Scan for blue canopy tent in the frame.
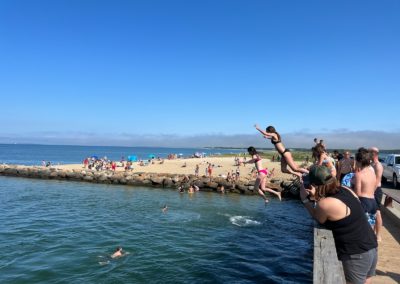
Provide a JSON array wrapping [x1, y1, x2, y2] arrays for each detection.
[[127, 155, 137, 162]]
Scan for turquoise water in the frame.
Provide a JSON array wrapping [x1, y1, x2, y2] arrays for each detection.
[[0, 176, 313, 283]]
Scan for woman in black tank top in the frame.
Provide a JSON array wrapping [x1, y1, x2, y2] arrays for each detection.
[[300, 165, 377, 284]]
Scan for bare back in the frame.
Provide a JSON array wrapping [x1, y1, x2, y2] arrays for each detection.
[[354, 166, 376, 198]]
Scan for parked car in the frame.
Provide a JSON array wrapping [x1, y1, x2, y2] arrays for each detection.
[[382, 154, 400, 189]]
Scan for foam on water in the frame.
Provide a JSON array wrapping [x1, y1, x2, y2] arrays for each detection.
[[229, 216, 261, 227]]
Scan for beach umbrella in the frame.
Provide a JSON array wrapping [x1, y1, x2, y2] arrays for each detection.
[[127, 155, 137, 162], [91, 155, 98, 160], [148, 154, 155, 159]]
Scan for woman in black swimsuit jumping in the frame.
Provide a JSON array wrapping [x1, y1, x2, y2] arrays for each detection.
[[255, 124, 309, 179]]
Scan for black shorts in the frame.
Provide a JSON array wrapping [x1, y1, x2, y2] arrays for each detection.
[[374, 187, 383, 209]]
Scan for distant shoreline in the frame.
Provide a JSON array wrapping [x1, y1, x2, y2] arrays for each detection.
[[1, 143, 400, 152]]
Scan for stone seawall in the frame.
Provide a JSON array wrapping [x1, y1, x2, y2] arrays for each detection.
[[0, 165, 300, 197]]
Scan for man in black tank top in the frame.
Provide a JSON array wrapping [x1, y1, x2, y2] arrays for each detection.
[[300, 165, 377, 284]]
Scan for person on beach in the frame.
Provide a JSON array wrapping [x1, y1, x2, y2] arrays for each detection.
[[254, 124, 309, 179], [235, 166, 240, 181], [111, 247, 124, 259], [242, 146, 281, 203], [369, 147, 383, 242], [312, 143, 337, 177], [300, 165, 377, 284], [207, 164, 213, 181], [354, 148, 378, 228]]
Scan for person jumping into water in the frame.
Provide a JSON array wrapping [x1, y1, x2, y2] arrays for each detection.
[[254, 124, 309, 180], [243, 146, 281, 203]]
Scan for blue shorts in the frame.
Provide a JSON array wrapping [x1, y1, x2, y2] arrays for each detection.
[[366, 212, 377, 226], [341, 173, 354, 188]]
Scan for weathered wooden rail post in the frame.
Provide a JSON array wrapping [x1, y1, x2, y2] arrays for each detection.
[[314, 227, 345, 284]]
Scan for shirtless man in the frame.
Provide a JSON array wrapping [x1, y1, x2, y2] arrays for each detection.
[[354, 148, 377, 227], [370, 147, 383, 241]]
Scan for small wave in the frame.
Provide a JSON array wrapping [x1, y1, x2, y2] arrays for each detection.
[[98, 260, 110, 266], [229, 216, 261, 227], [165, 212, 201, 223]]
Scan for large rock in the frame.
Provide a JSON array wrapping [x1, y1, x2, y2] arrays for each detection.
[[4, 168, 18, 175], [49, 171, 59, 178], [151, 177, 164, 185], [83, 176, 94, 182], [119, 178, 127, 184], [162, 178, 173, 187], [205, 181, 219, 190]]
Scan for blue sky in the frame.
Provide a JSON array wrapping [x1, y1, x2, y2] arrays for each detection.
[[0, 0, 399, 148]]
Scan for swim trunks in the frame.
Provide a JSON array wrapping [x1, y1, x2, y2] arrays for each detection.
[[359, 197, 377, 226], [341, 173, 355, 188], [374, 187, 383, 209]]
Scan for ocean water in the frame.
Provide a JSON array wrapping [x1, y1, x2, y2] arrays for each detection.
[[0, 176, 313, 283], [0, 144, 244, 166]]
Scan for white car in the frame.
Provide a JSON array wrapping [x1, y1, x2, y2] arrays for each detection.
[[382, 154, 400, 189]]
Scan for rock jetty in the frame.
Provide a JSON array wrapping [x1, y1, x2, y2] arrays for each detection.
[[0, 164, 300, 198]]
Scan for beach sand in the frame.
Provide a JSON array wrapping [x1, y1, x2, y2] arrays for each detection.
[[55, 157, 298, 181]]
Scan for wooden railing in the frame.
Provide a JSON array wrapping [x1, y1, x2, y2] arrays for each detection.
[[314, 227, 345, 284]]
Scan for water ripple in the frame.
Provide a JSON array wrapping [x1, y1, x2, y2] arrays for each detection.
[[0, 176, 312, 283]]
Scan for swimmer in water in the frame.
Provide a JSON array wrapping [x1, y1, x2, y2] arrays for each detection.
[[162, 204, 168, 213], [111, 247, 123, 259]]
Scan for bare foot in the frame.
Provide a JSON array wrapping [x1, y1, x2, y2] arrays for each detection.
[[276, 191, 282, 201], [377, 235, 382, 242]]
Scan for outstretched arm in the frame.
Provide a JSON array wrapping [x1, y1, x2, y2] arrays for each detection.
[[254, 124, 273, 138]]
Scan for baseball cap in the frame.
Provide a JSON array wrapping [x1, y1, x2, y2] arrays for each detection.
[[309, 165, 332, 186]]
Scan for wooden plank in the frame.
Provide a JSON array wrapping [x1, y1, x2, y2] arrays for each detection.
[[382, 188, 400, 204], [314, 227, 346, 284]]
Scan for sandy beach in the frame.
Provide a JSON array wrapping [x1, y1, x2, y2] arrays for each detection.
[[55, 156, 297, 181]]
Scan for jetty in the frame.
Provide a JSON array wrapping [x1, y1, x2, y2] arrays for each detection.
[[0, 164, 294, 196]]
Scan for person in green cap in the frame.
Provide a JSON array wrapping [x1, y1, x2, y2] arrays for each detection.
[[300, 165, 377, 284]]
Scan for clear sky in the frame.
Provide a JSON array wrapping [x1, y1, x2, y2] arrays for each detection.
[[0, 0, 399, 148]]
